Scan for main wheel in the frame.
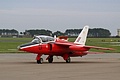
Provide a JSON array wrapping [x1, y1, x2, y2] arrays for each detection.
[[37, 58, 43, 64], [48, 56, 53, 63], [66, 57, 71, 63]]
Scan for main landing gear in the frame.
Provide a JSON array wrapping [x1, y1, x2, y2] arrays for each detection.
[[48, 57, 53, 63], [66, 57, 71, 63], [46, 55, 53, 63], [63, 54, 71, 63]]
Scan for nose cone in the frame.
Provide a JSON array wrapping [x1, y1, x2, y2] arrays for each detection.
[[17, 46, 20, 50], [17, 43, 29, 51], [17, 45, 24, 51], [17, 42, 38, 52]]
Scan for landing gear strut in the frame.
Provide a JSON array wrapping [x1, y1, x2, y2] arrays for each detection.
[[66, 57, 71, 63], [48, 56, 53, 63], [46, 55, 53, 63], [36, 54, 43, 64], [63, 54, 71, 63]]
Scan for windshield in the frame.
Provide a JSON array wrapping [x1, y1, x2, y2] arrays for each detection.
[[32, 38, 40, 43]]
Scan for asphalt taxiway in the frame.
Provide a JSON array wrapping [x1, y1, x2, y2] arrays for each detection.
[[0, 53, 120, 80]]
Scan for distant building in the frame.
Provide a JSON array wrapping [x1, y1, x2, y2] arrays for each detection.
[[0, 29, 18, 37], [117, 29, 120, 36]]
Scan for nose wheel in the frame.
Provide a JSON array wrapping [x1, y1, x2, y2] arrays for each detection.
[[36, 54, 43, 64], [37, 58, 43, 64]]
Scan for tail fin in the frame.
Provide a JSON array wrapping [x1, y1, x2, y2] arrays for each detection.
[[74, 25, 89, 45]]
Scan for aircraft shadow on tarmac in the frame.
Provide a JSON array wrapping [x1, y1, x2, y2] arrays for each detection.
[[0, 60, 119, 65], [15, 61, 118, 65]]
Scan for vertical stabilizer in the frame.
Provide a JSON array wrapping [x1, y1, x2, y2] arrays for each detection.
[[74, 26, 89, 45]]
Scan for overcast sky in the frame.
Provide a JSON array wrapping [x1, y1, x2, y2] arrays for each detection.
[[0, 0, 120, 35]]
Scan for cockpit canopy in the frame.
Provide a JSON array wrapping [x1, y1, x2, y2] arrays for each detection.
[[32, 35, 54, 43]]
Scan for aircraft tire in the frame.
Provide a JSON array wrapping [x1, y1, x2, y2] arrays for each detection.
[[66, 57, 71, 63], [48, 57, 53, 63], [37, 58, 43, 64]]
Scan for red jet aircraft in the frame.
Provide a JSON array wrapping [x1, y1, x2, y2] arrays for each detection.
[[18, 26, 113, 64]]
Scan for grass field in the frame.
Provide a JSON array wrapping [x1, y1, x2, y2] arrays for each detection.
[[0, 37, 120, 53], [0, 38, 32, 53]]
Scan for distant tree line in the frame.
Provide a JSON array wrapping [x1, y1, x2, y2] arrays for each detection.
[[23, 28, 111, 37], [64, 28, 111, 37], [0, 28, 111, 38], [88, 28, 111, 37], [24, 29, 52, 37]]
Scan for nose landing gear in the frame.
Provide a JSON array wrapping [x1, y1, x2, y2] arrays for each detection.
[[37, 58, 43, 64], [36, 54, 43, 64]]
